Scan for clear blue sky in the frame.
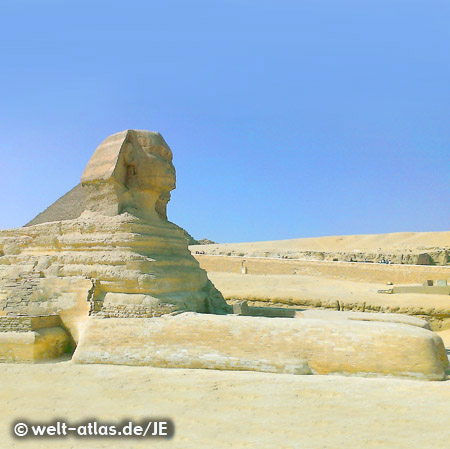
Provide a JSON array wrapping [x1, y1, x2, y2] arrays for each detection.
[[1, 0, 449, 242]]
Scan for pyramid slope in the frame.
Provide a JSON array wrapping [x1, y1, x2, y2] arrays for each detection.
[[24, 183, 86, 227]]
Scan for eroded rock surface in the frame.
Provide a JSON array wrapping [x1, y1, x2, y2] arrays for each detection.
[[73, 314, 449, 380], [0, 130, 228, 345]]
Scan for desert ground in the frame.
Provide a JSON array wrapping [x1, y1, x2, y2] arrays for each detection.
[[2, 231, 450, 448], [193, 231, 450, 256], [2, 281, 450, 449], [1, 358, 450, 449], [207, 271, 449, 309], [191, 232, 450, 330]]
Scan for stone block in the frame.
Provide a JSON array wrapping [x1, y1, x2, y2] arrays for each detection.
[[0, 327, 71, 363], [233, 301, 249, 315], [73, 314, 449, 380]]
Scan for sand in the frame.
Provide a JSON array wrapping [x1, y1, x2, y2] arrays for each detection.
[[1, 361, 450, 449], [194, 231, 450, 253], [208, 272, 450, 312], [439, 329, 450, 347]]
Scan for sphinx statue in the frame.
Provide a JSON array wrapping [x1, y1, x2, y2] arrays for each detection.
[[0, 130, 447, 382], [0, 130, 228, 349], [77, 130, 229, 318]]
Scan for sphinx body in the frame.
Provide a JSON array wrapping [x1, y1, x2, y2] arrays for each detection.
[[0, 130, 228, 345]]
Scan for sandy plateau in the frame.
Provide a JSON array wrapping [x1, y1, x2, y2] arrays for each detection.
[[1, 132, 449, 448], [192, 231, 450, 265], [191, 232, 450, 331], [1, 360, 450, 449]]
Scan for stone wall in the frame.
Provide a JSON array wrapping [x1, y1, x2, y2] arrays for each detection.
[[0, 315, 62, 333], [0, 326, 71, 363], [194, 255, 450, 284], [0, 316, 32, 332], [100, 303, 179, 318], [392, 285, 450, 295]]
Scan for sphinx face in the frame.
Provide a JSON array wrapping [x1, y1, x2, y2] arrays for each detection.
[[124, 131, 176, 193], [138, 147, 176, 193]]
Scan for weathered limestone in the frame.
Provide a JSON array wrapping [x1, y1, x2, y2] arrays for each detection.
[[193, 254, 450, 284], [0, 314, 72, 362], [195, 256, 450, 329], [73, 314, 449, 380], [0, 130, 228, 350], [0, 328, 71, 363], [81, 130, 176, 221], [299, 309, 433, 329], [392, 284, 450, 295], [232, 300, 249, 316]]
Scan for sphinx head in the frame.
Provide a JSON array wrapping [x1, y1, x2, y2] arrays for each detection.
[[122, 131, 176, 193], [81, 130, 176, 220]]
